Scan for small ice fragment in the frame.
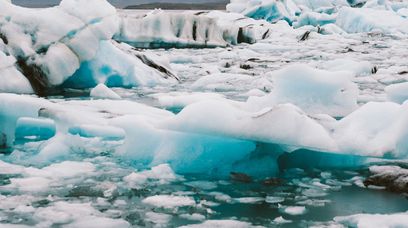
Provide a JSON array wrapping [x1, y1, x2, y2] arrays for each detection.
[[266, 196, 285, 204], [208, 192, 232, 203], [142, 195, 195, 209], [234, 197, 265, 204], [302, 188, 328, 198], [145, 212, 172, 225], [179, 213, 206, 221], [273, 216, 292, 224], [90, 84, 121, 100], [281, 206, 307, 216]]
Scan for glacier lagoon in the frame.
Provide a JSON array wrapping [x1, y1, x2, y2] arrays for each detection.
[[1, 0, 408, 227]]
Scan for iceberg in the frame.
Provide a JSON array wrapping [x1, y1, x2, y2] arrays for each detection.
[[385, 82, 408, 104], [0, 0, 118, 94], [293, 12, 337, 28], [161, 100, 337, 151], [226, 0, 347, 25], [1, 90, 407, 177], [63, 40, 178, 89], [247, 64, 359, 117], [227, 0, 300, 24], [180, 220, 259, 228], [115, 10, 272, 48], [0, 0, 179, 95], [336, 7, 408, 34], [333, 102, 408, 158]]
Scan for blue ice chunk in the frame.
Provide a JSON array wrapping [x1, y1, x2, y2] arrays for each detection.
[[68, 125, 126, 140], [62, 62, 98, 89], [15, 117, 56, 140], [245, 3, 294, 24], [294, 12, 337, 28], [278, 149, 370, 171]]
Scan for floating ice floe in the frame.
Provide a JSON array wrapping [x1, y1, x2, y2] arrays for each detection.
[[273, 216, 292, 224], [247, 64, 359, 117], [0, 93, 172, 149], [333, 101, 408, 157], [151, 92, 226, 110], [33, 201, 131, 228], [145, 212, 172, 226], [90, 84, 122, 100], [322, 58, 376, 77], [280, 205, 307, 215], [179, 213, 206, 222], [123, 164, 178, 189], [142, 195, 196, 209], [180, 219, 261, 228], [334, 211, 408, 228], [385, 82, 408, 104], [0, 160, 96, 193], [192, 73, 273, 92]]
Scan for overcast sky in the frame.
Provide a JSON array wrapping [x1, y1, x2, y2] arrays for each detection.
[[12, 0, 225, 8]]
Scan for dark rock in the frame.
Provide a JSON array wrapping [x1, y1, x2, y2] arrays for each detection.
[[230, 172, 253, 183], [240, 63, 252, 70], [16, 58, 51, 97], [0, 32, 8, 45], [262, 177, 283, 186], [299, 31, 311, 41], [364, 166, 408, 193], [371, 66, 378, 74]]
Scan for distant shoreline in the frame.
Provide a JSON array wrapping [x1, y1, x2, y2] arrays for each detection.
[[125, 1, 228, 10], [11, 1, 228, 10]]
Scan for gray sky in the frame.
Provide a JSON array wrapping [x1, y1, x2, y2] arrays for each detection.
[[12, 0, 225, 8]]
